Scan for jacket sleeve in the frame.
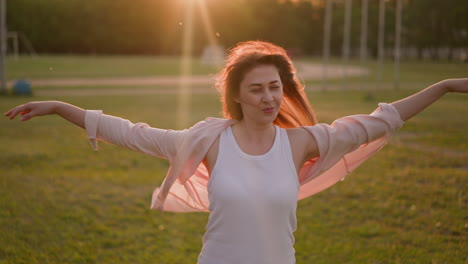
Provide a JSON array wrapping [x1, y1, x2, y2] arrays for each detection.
[[84, 110, 186, 162], [298, 103, 404, 198]]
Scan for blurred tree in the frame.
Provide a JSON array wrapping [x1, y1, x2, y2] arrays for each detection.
[[404, 0, 468, 60], [6, 0, 468, 59]]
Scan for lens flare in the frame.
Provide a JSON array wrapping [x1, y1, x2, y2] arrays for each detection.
[[177, 0, 220, 129], [177, 0, 195, 129]]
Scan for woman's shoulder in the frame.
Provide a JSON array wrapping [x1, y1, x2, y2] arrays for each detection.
[[285, 127, 316, 144], [285, 127, 319, 160], [285, 126, 313, 136], [186, 117, 235, 136], [193, 117, 235, 128]]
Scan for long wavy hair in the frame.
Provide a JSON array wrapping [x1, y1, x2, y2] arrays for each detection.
[[215, 40, 317, 128]]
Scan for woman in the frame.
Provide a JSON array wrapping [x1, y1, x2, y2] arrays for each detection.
[[5, 41, 467, 264]]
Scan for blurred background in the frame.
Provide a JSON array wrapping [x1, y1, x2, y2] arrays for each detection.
[[4, 0, 468, 58], [1, 0, 467, 99]]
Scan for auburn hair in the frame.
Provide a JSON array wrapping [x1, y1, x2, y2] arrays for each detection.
[[215, 40, 317, 128]]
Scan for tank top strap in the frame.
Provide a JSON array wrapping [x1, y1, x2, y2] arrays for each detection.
[[279, 127, 299, 187], [213, 127, 231, 170], [278, 127, 292, 160]]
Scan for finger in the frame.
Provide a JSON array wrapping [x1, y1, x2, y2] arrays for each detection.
[[20, 114, 32, 121], [8, 105, 27, 120], [20, 109, 36, 121], [7, 107, 20, 119], [4, 106, 18, 116]]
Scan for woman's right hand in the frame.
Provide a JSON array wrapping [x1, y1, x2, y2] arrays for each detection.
[[4, 101, 60, 121]]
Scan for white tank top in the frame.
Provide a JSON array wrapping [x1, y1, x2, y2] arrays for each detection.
[[198, 125, 299, 264]]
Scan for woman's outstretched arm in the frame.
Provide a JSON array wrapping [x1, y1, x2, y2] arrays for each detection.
[[297, 78, 467, 172], [391, 78, 468, 122], [5, 100, 85, 127], [4, 100, 184, 161]]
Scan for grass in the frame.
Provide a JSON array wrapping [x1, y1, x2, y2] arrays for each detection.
[[6, 55, 468, 85], [6, 55, 220, 80], [0, 57, 467, 264], [301, 56, 468, 86]]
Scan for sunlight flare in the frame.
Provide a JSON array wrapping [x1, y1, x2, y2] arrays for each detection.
[[178, 0, 223, 128], [197, 0, 219, 47], [177, 0, 195, 129]]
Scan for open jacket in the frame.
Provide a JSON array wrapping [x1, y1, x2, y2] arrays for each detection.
[[84, 103, 404, 212]]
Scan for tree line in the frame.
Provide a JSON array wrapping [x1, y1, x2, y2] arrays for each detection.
[[7, 0, 468, 60]]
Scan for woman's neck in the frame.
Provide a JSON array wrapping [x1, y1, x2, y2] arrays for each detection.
[[232, 119, 275, 143]]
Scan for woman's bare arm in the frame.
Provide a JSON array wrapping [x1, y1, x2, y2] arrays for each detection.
[[391, 78, 468, 122], [296, 78, 467, 167], [5, 100, 185, 160], [5, 101, 85, 128]]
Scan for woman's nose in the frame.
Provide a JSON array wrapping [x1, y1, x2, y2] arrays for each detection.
[[262, 91, 273, 102]]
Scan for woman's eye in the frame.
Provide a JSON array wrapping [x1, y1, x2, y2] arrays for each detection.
[[271, 86, 280, 89]]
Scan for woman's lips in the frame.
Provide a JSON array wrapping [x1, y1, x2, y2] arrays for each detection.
[[263, 107, 275, 113]]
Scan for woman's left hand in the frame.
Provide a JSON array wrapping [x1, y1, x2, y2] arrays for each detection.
[[443, 78, 468, 93]]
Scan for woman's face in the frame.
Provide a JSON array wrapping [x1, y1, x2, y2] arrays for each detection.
[[236, 64, 283, 124]]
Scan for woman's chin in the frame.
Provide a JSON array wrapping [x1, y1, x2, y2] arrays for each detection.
[[260, 113, 278, 124]]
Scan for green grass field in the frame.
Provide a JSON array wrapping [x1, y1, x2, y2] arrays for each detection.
[[0, 56, 467, 264], [6, 56, 220, 80]]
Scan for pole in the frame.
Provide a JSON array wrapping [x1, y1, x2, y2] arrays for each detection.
[[342, 0, 352, 90], [322, 0, 332, 92], [394, 0, 402, 90], [11, 32, 18, 60], [376, 0, 385, 91], [0, 0, 6, 94]]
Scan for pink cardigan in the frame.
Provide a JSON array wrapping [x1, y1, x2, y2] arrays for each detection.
[[85, 103, 404, 212]]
